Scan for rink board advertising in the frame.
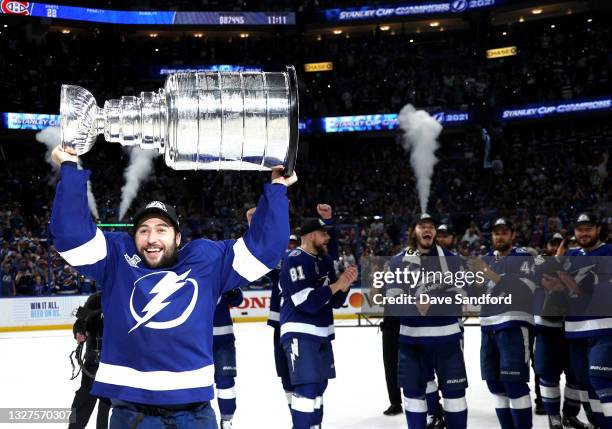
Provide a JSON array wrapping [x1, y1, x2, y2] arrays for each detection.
[[0, 1, 295, 25]]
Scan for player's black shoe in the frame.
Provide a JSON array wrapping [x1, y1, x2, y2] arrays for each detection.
[[547, 414, 563, 429], [535, 398, 546, 415], [562, 414, 596, 429], [383, 404, 403, 416], [426, 411, 446, 429]]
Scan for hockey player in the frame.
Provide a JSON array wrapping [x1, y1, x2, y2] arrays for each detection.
[[389, 214, 468, 429], [213, 287, 243, 429], [279, 206, 357, 429], [268, 234, 297, 412], [467, 218, 536, 429], [49, 146, 296, 429], [562, 213, 612, 428], [533, 233, 593, 429], [435, 224, 457, 253]]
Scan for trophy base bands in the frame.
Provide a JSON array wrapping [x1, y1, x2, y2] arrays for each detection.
[[0, 408, 75, 423]]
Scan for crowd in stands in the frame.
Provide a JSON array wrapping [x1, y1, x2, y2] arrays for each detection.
[[0, 9, 610, 296], [0, 118, 609, 296], [0, 13, 608, 118]]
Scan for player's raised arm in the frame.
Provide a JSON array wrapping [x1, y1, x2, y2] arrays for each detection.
[[49, 146, 111, 283], [218, 166, 297, 294]]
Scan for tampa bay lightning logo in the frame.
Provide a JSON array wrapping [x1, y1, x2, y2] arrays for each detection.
[[451, 0, 468, 12], [129, 269, 198, 333], [432, 112, 446, 123]]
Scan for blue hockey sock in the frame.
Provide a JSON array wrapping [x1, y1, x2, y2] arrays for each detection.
[[291, 383, 318, 429], [590, 376, 612, 428], [403, 388, 427, 429], [312, 380, 328, 425], [215, 375, 236, 421], [282, 376, 293, 409], [504, 382, 532, 429], [561, 382, 582, 417], [441, 389, 467, 429], [539, 377, 561, 416], [487, 381, 514, 429], [426, 379, 441, 416]]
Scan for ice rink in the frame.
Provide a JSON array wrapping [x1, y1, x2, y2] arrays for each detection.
[[0, 320, 569, 428]]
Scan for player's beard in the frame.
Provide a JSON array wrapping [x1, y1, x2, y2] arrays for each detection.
[[416, 236, 434, 251], [314, 243, 328, 256], [493, 241, 511, 252], [577, 235, 598, 249], [139, 243, 178, 269]]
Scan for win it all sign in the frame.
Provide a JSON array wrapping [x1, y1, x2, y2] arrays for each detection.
[[30, 301, 61, 319]]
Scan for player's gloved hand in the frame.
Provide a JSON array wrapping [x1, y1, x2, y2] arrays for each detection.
[[75, 332, 87, 344], [271, 165, 298, 187], [316, 204, 332, 220], [246, 207, 256, 226], [51, 145, 78, 166], [336, 265, 358, 292]]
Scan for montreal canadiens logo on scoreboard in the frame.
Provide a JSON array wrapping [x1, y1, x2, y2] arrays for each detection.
[[0, 0, 31, 15]]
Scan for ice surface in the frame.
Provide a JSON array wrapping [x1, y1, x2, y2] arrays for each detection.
[[0, 320, 576, 428]]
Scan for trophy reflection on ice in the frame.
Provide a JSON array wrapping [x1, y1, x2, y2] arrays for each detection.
[[60, 66, 299, 174]]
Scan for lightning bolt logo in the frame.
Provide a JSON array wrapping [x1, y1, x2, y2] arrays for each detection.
[[129, 269, 198, 333], [290, 338, 299, 372]]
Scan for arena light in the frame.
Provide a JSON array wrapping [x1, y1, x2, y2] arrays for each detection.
[[379, 25, 390, 31], [587, 18, 592, 22], [429, 21, 440, 27], [550, 24, 555, 29], [332, 29, 342, 35], [154, 48, 159, 52], [149, 33, 158, 38], [193, 33, 204, 38], [502, 31, 507, 36], [519, 16, 525, 23], [409, 39, 414, 43], [531, 8, 543, 15], [239, 33, 249, 38], [316, 35, 322, 41], [3, 24, 7, 28], [61, 29, 71, 34]]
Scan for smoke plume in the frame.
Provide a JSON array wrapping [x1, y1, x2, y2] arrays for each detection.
[[36, 126, 100, 220], [398, 104, 443, 213], [118, 147, 158, 220]]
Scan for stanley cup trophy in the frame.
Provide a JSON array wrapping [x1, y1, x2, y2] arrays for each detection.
[[60, 66, 299, 175]]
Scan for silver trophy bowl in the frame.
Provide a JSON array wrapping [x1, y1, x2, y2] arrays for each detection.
[[60, 66, 299, 174]]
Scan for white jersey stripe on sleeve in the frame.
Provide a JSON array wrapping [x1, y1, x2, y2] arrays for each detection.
[[58, 228, 107, 266], [232, 238, 270, 282]]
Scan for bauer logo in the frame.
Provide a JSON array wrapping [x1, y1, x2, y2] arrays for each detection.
[[1, 0, 31, 15], [129, 270, 198, 333]]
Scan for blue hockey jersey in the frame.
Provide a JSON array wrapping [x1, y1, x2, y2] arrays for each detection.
[[473, 247, 536, 332], [279, 244, 346, 343], [213, 288, 244, 344], [532, 254, 564, 332], [388, 245, 465, 344], [564, 242, 612, 339], [50, 163, 289, 405], [266, 266, 282, 328]]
